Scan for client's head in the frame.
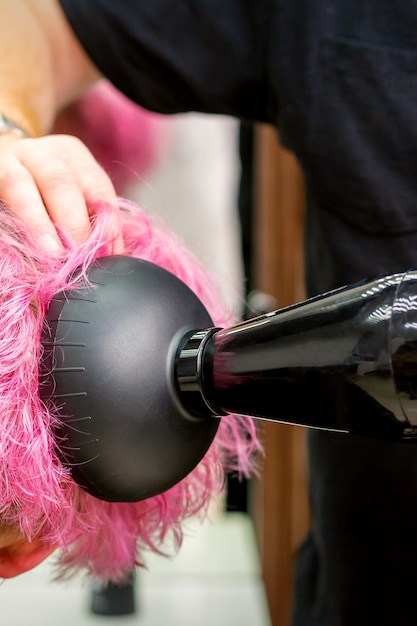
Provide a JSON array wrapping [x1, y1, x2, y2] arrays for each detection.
[[0, 200, 259, 582]]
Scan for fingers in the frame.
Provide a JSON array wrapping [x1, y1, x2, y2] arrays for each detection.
[[0, 135, 123, 253], [0, 155, 62, 252]]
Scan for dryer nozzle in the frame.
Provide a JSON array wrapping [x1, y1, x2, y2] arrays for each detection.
[[42, 257, 417, 503]]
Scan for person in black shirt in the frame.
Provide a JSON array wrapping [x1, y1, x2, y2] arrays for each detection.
[[0, 2, 417, 624]]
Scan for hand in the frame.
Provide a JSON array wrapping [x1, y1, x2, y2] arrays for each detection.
[[0, 134, 122, 253]]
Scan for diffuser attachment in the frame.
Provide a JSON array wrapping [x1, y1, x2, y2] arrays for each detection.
[[42, 258, 417, 504], [41, 256, 218, 502]]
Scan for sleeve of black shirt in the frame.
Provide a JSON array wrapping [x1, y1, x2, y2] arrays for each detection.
[[59, 0, 272, 122]]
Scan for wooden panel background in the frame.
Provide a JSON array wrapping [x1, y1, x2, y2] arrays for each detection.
[[250, 124, 310, 626]]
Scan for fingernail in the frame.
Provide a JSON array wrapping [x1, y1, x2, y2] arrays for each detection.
[[39, 233, 62, 254]]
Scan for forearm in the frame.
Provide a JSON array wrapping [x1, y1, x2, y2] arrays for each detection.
[[0, 0, 100, 139], [0, 1, 117, 254]]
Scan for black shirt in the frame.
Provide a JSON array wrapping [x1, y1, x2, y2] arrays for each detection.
[[58, 4, 417, 625], [60, 0, 417, 293]]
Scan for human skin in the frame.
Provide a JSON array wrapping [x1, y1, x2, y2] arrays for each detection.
[[0, 0, 123, 574], [0, 0, 122, 253], [0, 526, 56, 578]]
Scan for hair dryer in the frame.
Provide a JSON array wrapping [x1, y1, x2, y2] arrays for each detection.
[[41, 256, 417, 502]]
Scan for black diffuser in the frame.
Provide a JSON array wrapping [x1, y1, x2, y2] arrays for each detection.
[[41, 256, 417, 502]]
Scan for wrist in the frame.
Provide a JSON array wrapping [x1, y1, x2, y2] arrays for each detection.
[[0, 113, 31, 139], [0, 111, 41, 147], [0, 102, 44, 144]]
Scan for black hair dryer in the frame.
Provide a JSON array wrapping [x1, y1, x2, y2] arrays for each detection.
[[41, 256, 417, 503]]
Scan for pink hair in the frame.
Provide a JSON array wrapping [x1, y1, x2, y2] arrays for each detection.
[[0, 200, 260, 582], [53, 81, 168, 193]]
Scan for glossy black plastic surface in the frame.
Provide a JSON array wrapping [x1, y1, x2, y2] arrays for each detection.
[[42, 258, 417, 505], [42, 256, 217, 502], [188, 270, 417, 442]]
